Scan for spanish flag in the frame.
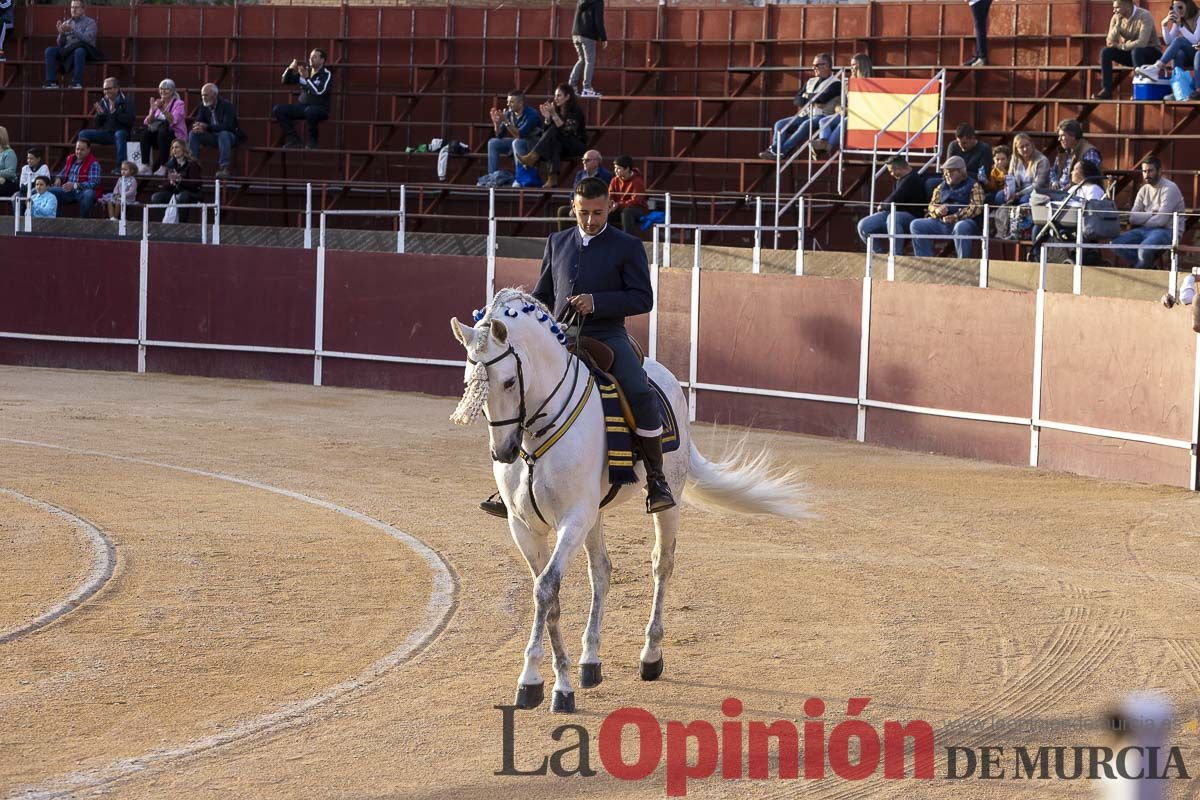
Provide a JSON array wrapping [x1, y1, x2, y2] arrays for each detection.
[[845, 77, 941, 151]]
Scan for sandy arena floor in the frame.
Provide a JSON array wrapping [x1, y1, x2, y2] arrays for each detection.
[[1, 365, 1198, 799]]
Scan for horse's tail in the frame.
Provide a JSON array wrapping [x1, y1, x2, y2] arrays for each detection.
[[684, 441, 812, 520]]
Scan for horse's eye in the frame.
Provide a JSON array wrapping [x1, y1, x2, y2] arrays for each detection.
[[503, 378, 517, 390]]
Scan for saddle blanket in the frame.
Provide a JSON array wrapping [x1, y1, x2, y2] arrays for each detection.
[[594, 369, 681, 487]]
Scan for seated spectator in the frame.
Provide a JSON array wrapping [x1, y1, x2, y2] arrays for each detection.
[[1050, 119, 1101, 193], [1095, 0, 1161, 100], [78, 77, 134, 167], [273, 49, 332, 149], [984, 144, 1010, 205], [857, 154, 929, 254], [99, 159, 137, 220], [514, 83, 587, 170], [1144, 0, 1200, 85], [1004, 132, 1050, 204], [556, 149, 611, 230], [0, 125, 15, 196], [759, 52, 840, 160], [150, 139, 201, 223], [814, 53, 872, 155], [43, 0, 99, 89], [948, 123, 994, 183], [17, 149, 50, 197], [139, 79, 187, 176], [608, 155, 649, 236], [1110, 156, 1185, 269], [0, 0, 12, 63], [48, 138, 100, 218], [30, 175, 56, 217], [909, 155, 985, 259], [188, 83, 245, 179], [487, 90, 542, 176]]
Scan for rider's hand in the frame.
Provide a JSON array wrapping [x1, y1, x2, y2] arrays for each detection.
[[567, 294, 594, 315]]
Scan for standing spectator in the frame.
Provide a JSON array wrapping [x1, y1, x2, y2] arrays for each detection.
[[1109, 156, 1185, 269], [273, 49, 332, 149], [1143, 0, 1200, 84], [78, 77, 134, 166], [760, 52, 840, 160], [43, 0, 98, 89], [514, 83, 587, 170], [139, 79, 187, 177], [486, 90, 542, 176], [909, 155, 985, 259], [570, 0, 607, 98], [17, 150, 50, 197], [49, 138, 100, 218], [99, 159, 137, 220], [188, 83, 245, 179], [0, 0, 13, 63], [30, 175, 56, 217], [1005, 132, 1050, 203], [947, 123, 994, 182], [857, 155, 930, 254], [0, 126, 16, 196], [150, 139, 201, 223], [1050, 119, 1102, 192], [815, 53, 872, 155], [1095, 0, 1161, 100], [608, 154, 648, 236], [556, 149, 612, 229], [966, 0, 993, 66]]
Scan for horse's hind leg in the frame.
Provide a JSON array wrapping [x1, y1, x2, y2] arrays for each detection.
[[579, 516, 611, 689], [640, 504, 679, 681]]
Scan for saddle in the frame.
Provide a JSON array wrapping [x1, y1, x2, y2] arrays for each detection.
[[570, 333, 645, 431]]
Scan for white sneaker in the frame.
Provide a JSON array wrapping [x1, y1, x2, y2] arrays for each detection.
[[579, 88, 601, 98], [137, 164, 151, 176], [153, 166, 167, 177]]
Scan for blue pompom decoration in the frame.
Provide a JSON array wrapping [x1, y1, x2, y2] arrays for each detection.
[[537, 312, 548, 322], [504, 308, 518, 318], [549, 324, 560, 334], [472, 309, 484, 322], [522, 304, 536, 313]]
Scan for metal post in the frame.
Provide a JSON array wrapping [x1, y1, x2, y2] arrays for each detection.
[[773, 128, 782, 249], [138, 236, 149, 374], [319, 211, 327, 249], [752, 196, 762, 274], [200, 204, 208, 245], [314, 240, 326, 387], [857, 249, 873, 443], [1031, 246, 1049, 467], [141, 205, 150, 242], [887, 202, 897, 279], [486, 188, 497, 304], [663, 193, 672, 268], [213, 179, 221, 245], [1170, 211, 1181, 280], [1192, 327, 1200, 490], [980, 202, 990, 287], [688, 228, 701, 422], [304, 183, 313, 249], [1073, 203, 1084, 294], [650, 225, 660, 362], [118, 191, 127, 237], [12, 198, 19, 235], [795, 195, 806, 275], [397, 184, 406, 254]]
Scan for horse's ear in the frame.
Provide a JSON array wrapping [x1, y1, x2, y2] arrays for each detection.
[[490, 319, 508, 344], [450, 317, 475, 348]]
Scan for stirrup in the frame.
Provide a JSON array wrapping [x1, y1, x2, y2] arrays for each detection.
[[645, 478, 676, 514], [480, 491, 508, 519]]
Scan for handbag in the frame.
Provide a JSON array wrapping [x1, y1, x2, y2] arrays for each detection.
[[162, 194, 179, 225], [1079, 198, 1121, 241], [513, 161, 543, 188]]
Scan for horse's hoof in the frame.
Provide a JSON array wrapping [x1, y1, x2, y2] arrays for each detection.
[[579, 662, 603, 688], [640, 656, 664, 681], [552, 690, 576, 713], [515, 682, 545, 709]]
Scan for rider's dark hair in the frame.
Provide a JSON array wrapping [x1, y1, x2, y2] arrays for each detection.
[[574, 176, 609, 199]]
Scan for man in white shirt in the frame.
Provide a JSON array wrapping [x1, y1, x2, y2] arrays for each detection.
[[1110, 156, 1185, 269]]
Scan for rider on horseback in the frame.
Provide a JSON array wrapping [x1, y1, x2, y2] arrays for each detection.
[[480, 176, 676, 517]]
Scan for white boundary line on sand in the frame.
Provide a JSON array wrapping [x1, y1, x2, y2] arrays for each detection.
[[1, 437, 459, 800], [0, 489, 117, 646]]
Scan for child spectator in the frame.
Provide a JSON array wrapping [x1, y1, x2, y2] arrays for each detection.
[[18, 150, 50, 197], [984, 144, 1010, 204], [100, 160, 137, 220], [30, 175, 57, 217], [607, 154, 648, 236]]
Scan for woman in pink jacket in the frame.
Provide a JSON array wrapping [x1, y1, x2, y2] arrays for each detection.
[[139, 78, 187, 176]]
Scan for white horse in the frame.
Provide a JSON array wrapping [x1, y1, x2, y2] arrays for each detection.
[[450, 288, 809, 713]]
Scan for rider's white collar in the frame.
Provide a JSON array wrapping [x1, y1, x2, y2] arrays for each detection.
[[578, 223, 608, 247]]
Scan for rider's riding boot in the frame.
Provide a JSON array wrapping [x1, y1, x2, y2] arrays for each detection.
[[480, 491, 508, 519], [639, 434, 676, 514]]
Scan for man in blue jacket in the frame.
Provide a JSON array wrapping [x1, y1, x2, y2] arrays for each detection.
[[188, 83, 246, 180], [481, 177, 673, 517], [487, 90, 542, 176]]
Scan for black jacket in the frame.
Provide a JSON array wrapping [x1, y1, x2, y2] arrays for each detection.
[[91, 93, 134, 133], [533, 225, 652, 336], [883, 170, 931, 214], [191, 97, 247, 143], [283, 66, 332, 111], [572, 0, 607, 42]]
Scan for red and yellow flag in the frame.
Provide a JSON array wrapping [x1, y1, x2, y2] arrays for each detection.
[[845, 77, 941, 151]]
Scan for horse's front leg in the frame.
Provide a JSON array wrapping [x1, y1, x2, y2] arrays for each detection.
[[508, 515, 551, 709]]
